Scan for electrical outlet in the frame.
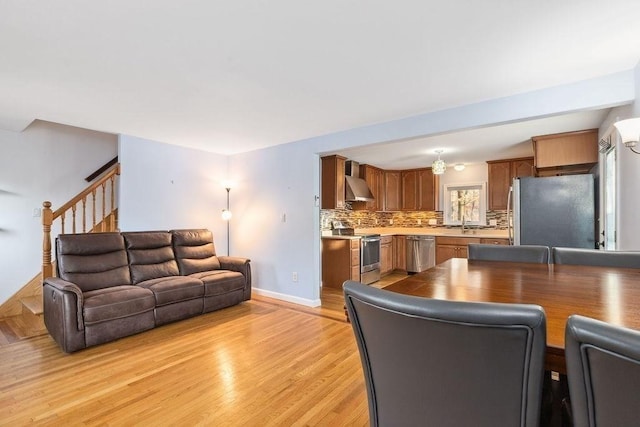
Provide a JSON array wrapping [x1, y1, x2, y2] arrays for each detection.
[[417, 219, 421, 225], [428, 219, 437, 225], [489, 219, 497, 226], [292, 272, 298, 282], [389, 219, 393, 225], [32, 208, 41, 218]]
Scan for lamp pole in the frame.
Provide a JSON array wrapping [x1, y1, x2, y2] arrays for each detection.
[[225, 187, 230, 256]]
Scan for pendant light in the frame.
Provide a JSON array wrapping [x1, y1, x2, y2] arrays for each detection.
[[432, 150, 446, 175]]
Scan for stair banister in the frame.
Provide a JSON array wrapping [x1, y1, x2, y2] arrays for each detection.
[[42, 164, 120, 280]]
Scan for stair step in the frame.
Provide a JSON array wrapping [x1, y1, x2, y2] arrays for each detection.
[[20, 296, 43, 316]]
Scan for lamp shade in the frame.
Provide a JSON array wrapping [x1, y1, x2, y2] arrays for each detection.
[[613, 118, 640, 147], [432, 159, 446, 175], [432, 150, 446, 175]]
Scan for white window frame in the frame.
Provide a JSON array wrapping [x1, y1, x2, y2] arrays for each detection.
[[443, 182, 487, 226]]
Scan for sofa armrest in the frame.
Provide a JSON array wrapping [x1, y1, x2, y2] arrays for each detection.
[[218, 256, 252, 300], [43, 277, 86, 345]]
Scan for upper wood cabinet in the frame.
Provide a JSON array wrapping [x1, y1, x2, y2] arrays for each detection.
[[358, 164, 384, 211], [401, 170, 418, 210], [384, 171, 401, 211], [532, 129, 598, 175], [487, 157, 534, 210], [417, 168, 439, 211], [401, 168, 439, 211], [321, 155, 346, 209]]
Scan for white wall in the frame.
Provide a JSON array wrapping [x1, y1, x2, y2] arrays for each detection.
[[0, 120, 117, 304], [614, 62, 640, 250], [118, 135, 231, 253], [229, 143, 321, 306]]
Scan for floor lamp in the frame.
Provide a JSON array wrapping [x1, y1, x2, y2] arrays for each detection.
[[221, 186, 232, 256]]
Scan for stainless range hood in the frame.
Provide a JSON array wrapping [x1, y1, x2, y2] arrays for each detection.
[[345, 160, 374, 202]]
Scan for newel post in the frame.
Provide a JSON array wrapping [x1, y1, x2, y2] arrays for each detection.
[[42, 201, 53, 279]]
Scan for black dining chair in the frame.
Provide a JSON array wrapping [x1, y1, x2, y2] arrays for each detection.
[[468, 243, 550, 263], [343, 280, 547, 427], [552, 247, 640, 268], [565, 315, 640, 427]]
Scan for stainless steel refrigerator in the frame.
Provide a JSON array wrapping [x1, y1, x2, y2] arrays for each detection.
[[509, 175, 596, 248]]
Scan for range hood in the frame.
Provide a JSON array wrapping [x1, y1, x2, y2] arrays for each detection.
[[345, 160, 375, 202]]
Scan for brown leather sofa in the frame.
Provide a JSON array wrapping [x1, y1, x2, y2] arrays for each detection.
[[43, 229, 251, 353]]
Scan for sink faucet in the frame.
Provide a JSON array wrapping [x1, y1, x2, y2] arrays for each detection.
[[461, 215, 467, 234]]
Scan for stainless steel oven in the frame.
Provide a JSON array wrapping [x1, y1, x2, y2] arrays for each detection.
[[359, 234, 381, 285]]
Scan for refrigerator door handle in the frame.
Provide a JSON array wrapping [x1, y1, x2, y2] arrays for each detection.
[[507, 186, 513, 245]]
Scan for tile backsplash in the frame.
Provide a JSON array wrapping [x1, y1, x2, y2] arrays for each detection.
[[321, 209, 509, 231]]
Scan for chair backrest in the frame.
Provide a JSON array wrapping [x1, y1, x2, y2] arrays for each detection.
[[343, 280, 546, 427], [565, 315, 640, 427], [468, 243, 550, 263], [122, 231, 179, 284], [56, 232, 132, 292], [552, 247, 640, 268], [171, 229, 220, 275]]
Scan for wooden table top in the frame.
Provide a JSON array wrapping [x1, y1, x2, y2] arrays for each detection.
[[384, 258, 640, 373]]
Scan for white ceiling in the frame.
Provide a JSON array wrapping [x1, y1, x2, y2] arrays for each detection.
[[1, 1, 640, 161]]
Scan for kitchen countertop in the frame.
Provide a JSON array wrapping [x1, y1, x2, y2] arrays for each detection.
[[322, 228, 509, 239]]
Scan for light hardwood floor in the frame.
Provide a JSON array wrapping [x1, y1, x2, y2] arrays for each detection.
[[0, 273, 407, 426]]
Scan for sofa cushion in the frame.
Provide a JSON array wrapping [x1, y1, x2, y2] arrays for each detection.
[[83, 286, 155, 325], [137, 276, 204, 306], [123, 231, 180, 284], [57, 233, 132, 292], [171, 229, 221, 275], [190, 270, 246, 296]]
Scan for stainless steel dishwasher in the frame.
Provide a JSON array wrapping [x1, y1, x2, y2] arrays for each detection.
[[406, 235, 436, 273]]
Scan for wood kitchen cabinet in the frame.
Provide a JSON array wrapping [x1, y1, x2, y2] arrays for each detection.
[[384, 171, 401, 211], [321, 238, 360, 289], [321, 155, 346, 209], [487, 157, 534, 210], [436, 236, 480, 264], [401, 168, 439, 211], [353, 164, 384, 211], [393, 235, 406, 271], [401, 170, 418, 210], [418, 168, 438, 211], [532, 129, 598, 176], [380, 235, 393, 276]]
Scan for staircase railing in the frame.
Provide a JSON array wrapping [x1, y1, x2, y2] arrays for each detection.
[[42, 163, 120, 279]]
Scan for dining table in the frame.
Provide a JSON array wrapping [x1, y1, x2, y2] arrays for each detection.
[[383, 258, 640, 374]]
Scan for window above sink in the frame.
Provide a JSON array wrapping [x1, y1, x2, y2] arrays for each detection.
[[443, 182, 487, 226]]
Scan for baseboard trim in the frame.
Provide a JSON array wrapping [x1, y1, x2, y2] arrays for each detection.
[[252, 288, 321, 308]]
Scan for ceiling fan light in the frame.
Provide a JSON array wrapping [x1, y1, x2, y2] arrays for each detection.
[[454, 163, 465, 171]]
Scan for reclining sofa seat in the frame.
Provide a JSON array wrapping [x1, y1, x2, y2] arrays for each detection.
[[171, 229, 249, 313], [123, 231, 204, 326], [43, 229, 251, 353], [44, 232, 156, 352]]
